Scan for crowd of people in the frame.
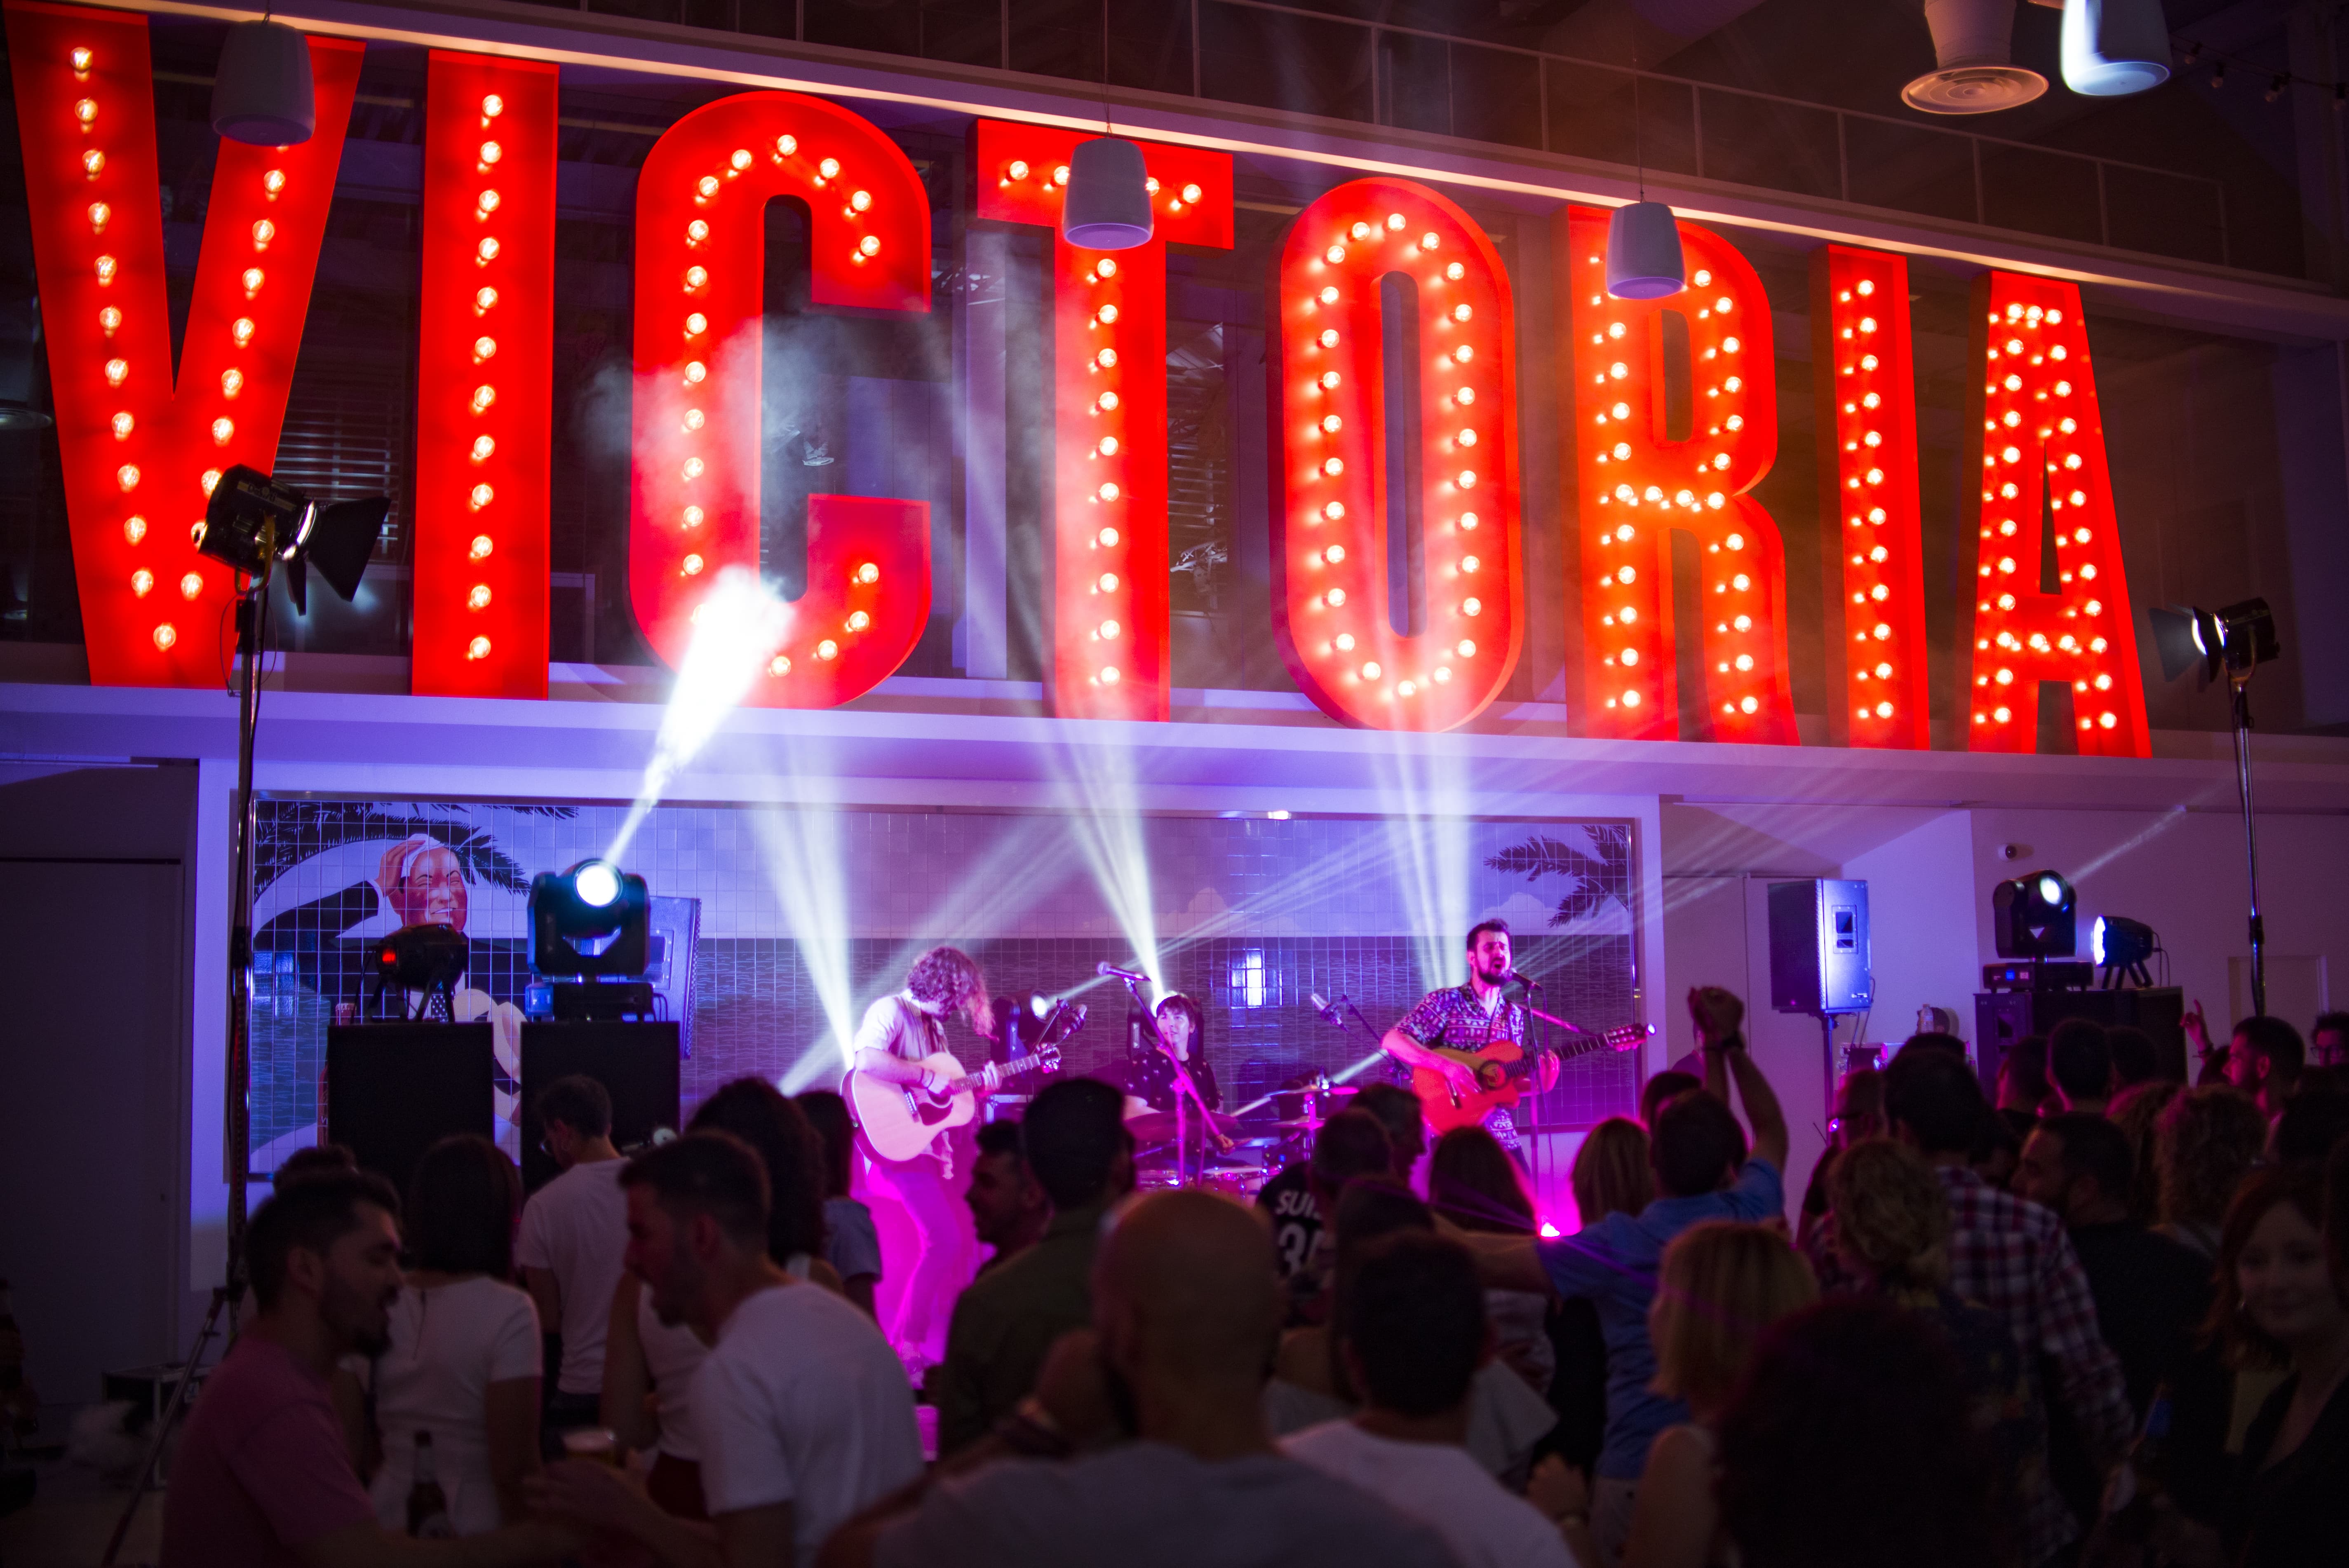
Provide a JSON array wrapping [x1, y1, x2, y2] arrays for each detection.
[[156, 945, 2349, 1568]]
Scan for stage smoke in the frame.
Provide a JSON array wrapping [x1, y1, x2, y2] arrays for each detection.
[[752, 801, 859, 1090], [607, 568, 789, 864], [1369, 737, 1473, 996]]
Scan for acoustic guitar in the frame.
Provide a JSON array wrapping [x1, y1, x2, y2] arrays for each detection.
[[848, 1044, 1062, 1164], [1410, 1021, 1648, 1134]]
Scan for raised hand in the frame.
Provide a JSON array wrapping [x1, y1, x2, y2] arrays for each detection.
[[1687, 985, 1745, 1047]]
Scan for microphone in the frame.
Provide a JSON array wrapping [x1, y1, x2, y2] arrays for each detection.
[[1096, 961, 1149, 984], [1308, 991, 1344, 1025]]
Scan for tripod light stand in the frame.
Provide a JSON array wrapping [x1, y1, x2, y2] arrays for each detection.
[[2149, 598, 2280, 1015], [101, 465, 384, 1565]]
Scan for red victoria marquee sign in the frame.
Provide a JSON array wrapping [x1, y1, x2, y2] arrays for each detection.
[[5, 2, 2151, 755]]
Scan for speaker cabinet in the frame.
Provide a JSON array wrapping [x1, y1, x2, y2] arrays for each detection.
[[1971, 987, 2187, 1103], [1768, 878, 1872, 1015], [519, 1022, 682, 1192], [327, 1023, 497, 1193]]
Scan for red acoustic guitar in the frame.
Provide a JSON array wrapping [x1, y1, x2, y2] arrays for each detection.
[[1410, 1015, 1649, 1134]]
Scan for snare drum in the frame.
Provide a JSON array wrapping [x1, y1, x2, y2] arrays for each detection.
[[1202, 1164, 1267, 1200]]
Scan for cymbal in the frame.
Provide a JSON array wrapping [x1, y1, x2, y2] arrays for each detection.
[[1123, 1109, 1242, 1144]]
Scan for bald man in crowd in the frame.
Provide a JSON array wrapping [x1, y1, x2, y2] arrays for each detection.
[[822, 1190, 1454, 1568]]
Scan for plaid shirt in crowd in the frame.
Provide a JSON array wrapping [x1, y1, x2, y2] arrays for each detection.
[[1393, 984, 1529, 1150], [1810, 1164, 2133, 1566]]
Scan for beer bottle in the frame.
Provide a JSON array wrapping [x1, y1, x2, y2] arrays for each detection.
[[406, 1430, 456, 1538]]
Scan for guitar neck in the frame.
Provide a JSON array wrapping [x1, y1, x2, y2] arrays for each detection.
[[1474, 1030, 1629, 1083], [944, 1053, 1047, 1095]]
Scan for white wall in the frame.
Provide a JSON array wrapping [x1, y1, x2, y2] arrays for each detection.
[[0, 763, 203, 1420], [1844, 810, 1983, 1046]]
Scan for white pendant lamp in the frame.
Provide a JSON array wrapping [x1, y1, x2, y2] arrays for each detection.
[[2060, 0, 2172, 96], [1607, 200, 1686, 299], [1904, 0, 2047, 114], [1061, 136, 1153, 251], [210, 19, 316, 146]]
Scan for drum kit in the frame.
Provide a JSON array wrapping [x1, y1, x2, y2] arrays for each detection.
[[1125, 1075, 1360, 1197]]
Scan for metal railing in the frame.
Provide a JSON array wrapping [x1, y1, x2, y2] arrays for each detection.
[[567, 0, 2239, 271]]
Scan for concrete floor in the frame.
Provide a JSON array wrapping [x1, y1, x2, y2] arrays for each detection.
[[0, 1457, 164, 1568]]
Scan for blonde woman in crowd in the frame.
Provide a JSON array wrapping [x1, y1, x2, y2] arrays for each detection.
[[1619, 1221, 1816, 1568]]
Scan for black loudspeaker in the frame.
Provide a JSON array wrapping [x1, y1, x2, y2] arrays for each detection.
[[519, 1022, 682, 1192], [1768, 879, 1872, 1015], [1971, 987, 2187, 1103], [327, 1024, 496, 1193]]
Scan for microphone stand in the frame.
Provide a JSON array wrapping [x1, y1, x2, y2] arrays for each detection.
[[1118, 976, 1227, 1186], [1313, 992, 1388, 1054]]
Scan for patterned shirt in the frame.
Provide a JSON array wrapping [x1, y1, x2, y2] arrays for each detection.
[[1884, 1282, 2061, 1568], [1810, 1166, 2131, 1566], [1394, 985, 1530, 1150], [1395, 984, 1529, 1055]]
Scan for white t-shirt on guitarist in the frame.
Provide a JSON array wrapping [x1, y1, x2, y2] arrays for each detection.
[[856, 991, 947, 1068]]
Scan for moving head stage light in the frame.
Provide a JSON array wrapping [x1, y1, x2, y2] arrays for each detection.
[[530, 859, 651, 979], [1993, 869, 2077, 960], [373, 922, 471, 1019]]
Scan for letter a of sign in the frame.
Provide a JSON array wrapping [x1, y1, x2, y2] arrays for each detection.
[[5, 2, 359, 686], [630, 92, 932, 707], [1965, 272, 2149, 757]]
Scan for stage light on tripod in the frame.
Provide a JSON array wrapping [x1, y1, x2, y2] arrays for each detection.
[[2090, 914, 2156, 985], [2151, 598, 2278, 687], [194, 463, 387, 613], [1992, 869, 2076, 959]]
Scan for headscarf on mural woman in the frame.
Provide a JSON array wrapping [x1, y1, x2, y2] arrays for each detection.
[[253, 833, 527, 1162]]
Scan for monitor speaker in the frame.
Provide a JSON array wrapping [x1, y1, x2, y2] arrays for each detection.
[[1768, 878, 1872, 1015], [519, 1022, 682, 1192], [326, 1023, 496, 1194]]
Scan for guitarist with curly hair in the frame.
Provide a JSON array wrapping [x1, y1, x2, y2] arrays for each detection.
[[1379, 920, 1562, 1156], [850, 946, 1001, 1372]]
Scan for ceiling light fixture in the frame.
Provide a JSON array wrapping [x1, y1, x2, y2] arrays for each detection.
[[2060, 0, 2172, 96], [1904, 0, 2048, 114], [1605, 45, 1683, 298], [1059, 0, 1154, 252], [210, 17, 317, 145], [1061, 135, 1153, 250]]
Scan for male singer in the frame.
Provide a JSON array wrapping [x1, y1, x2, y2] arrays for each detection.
[[1380, 919, 1560, 1153]]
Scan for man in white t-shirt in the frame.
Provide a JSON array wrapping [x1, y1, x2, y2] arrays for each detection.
[[516, 1075, 627, 1450], [820, 1190, 1457, 1568], [533, 1131, 922, 1566], [1285, 1230, 1587, 1568]]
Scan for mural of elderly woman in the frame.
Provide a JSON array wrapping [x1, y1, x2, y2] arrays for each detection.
[[380, 834, 470, 929], [258, 830, 527, 1160], [377, 834, 526, 1148]]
